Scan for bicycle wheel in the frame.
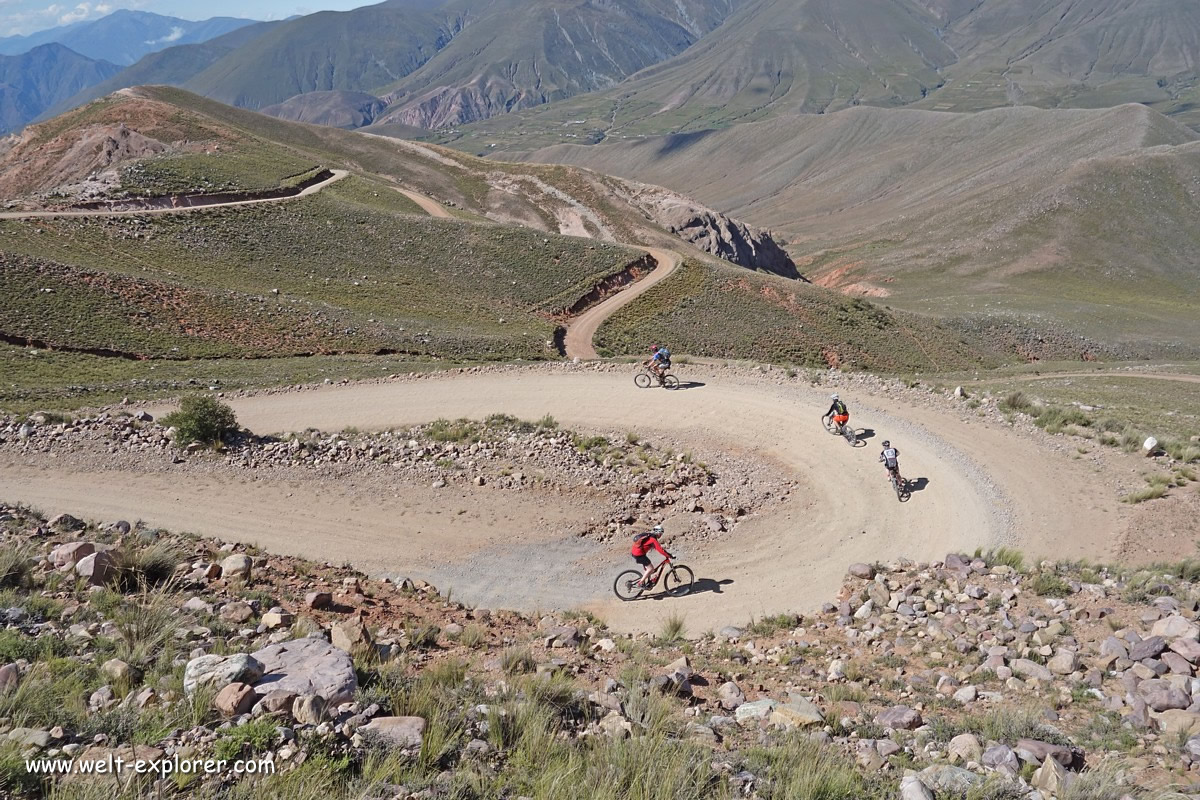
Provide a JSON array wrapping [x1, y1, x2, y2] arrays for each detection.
[[890, 475, 902, 500], [662, 374, 680, 390], [634, 373, 652, 389], [844, 428, 858, 446], [664, 565, 694, 597], [613, 570, 646, 601], [823, 417, 839, 435]]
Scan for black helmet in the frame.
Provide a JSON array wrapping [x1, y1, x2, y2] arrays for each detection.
[[882, 440, 891, 448]]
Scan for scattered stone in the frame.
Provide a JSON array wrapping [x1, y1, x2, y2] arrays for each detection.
[[184, 653, 265, 697], [214, 682, 256, 717], [361, 716, 426, 749], [220, 554, 253, 581]]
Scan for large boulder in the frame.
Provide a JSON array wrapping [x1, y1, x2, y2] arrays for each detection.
[[769, 698, 824, 729], [251, 636, 357, 705], [183, 653, 264, 697]]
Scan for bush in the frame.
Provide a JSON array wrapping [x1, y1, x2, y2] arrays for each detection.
[[161, 395, 238, 447], [214, 717, 278, 762], [0, 544, 34, 589], [501, 646, 536, 676], [1030, 571, 1072, 597], [999, 391, 1033, 412], [656, 613, 687, 645]]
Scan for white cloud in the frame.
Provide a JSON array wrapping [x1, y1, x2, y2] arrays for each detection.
[[144, 23, 181, 44]]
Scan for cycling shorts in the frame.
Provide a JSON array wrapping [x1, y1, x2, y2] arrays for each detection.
[[634, 554, 652, 568], [834, 413, 850, 425]]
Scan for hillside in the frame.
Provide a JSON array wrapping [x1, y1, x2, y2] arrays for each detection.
[[521, 104, 1200, 356], [0, 10, 256, 66], [0, 88, 1027, 407], [0, 44, 120, 135]]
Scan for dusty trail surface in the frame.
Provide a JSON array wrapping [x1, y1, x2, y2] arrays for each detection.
[[394, 187, 454, 219], [0, 170, 348, 219], [0, 369, 1123, 632], [564, 248, 681, 360]]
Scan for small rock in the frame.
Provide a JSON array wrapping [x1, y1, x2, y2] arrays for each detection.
[[214, 682, 255, 717], [875, 705, 922, 730], [292, 694, 327, 725], [220, 554, 253, 581]]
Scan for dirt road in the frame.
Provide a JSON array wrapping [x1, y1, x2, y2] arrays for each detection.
[[564, 248, 681, 360], [0, 368, 1124, 632], [0, 170, 348, 220], [394, 187, 455, 219]]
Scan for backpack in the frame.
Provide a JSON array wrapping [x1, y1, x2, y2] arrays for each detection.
[[657, 347, 671, 365], [882, 448, 899, 469]]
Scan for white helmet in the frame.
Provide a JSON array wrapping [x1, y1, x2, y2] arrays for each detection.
[[652, 524, 664, 534], [831, 393, 839, 401]]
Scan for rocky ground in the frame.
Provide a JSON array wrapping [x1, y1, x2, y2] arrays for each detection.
[[0, 409, 791, 546], [4, 502, 1200, 798]]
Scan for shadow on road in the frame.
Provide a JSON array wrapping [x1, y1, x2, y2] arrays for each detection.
[[671, 380, 707, 391], [626, 577, 733, 602], [909, 477, 930, 493], [856, 427, 876, 441]]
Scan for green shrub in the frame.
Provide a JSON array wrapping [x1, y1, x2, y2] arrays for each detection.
[[656, 613, 687, 646], [1030, 571, 1072, 597], [114, 542, 182, 591], [501, 646, 536, 676], [1034, 406, 1092, 434], [214, 717, 278, 762], [974, 547, 1025, 571], [161, 395, 238, 447], [0, 545, 34, 589], [405, 623, 440, 650], [999, 391, 1033, 412]]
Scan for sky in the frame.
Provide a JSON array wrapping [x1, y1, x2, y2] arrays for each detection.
[[0, 0, 378, 36]]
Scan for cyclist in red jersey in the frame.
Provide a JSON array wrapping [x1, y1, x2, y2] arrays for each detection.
[[631, 524, 672, 587]]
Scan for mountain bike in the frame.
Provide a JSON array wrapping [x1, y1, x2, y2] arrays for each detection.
[[613, 556, 694, 600], [822, 415, 858, 446], [634, 366, 679, 389], [887, 468, 910, 502]]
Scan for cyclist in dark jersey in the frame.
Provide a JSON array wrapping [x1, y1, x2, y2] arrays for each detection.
[[825, 394, 850, 433], [631, 524, 672, 586]]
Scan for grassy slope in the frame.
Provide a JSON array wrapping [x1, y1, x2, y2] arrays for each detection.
[[596, 260, 998, 373], [0, 174, 640, 362], [518, 105, 1200, 356], [1, 87, 1021, 408]]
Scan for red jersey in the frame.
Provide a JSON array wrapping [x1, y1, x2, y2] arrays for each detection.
[[632, 535, 668, 558]]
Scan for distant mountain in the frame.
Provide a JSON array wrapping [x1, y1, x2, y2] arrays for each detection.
[[0, 10, 257, 66], [40, 22, 283, 121], [439, 0, 1200, 153], [0, 44, 120, 134], [109, 0, 741, 129], [367, 0, 742, 129]]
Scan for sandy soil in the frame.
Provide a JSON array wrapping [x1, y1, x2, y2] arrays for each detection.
[[0, 368, 1131, 633]]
